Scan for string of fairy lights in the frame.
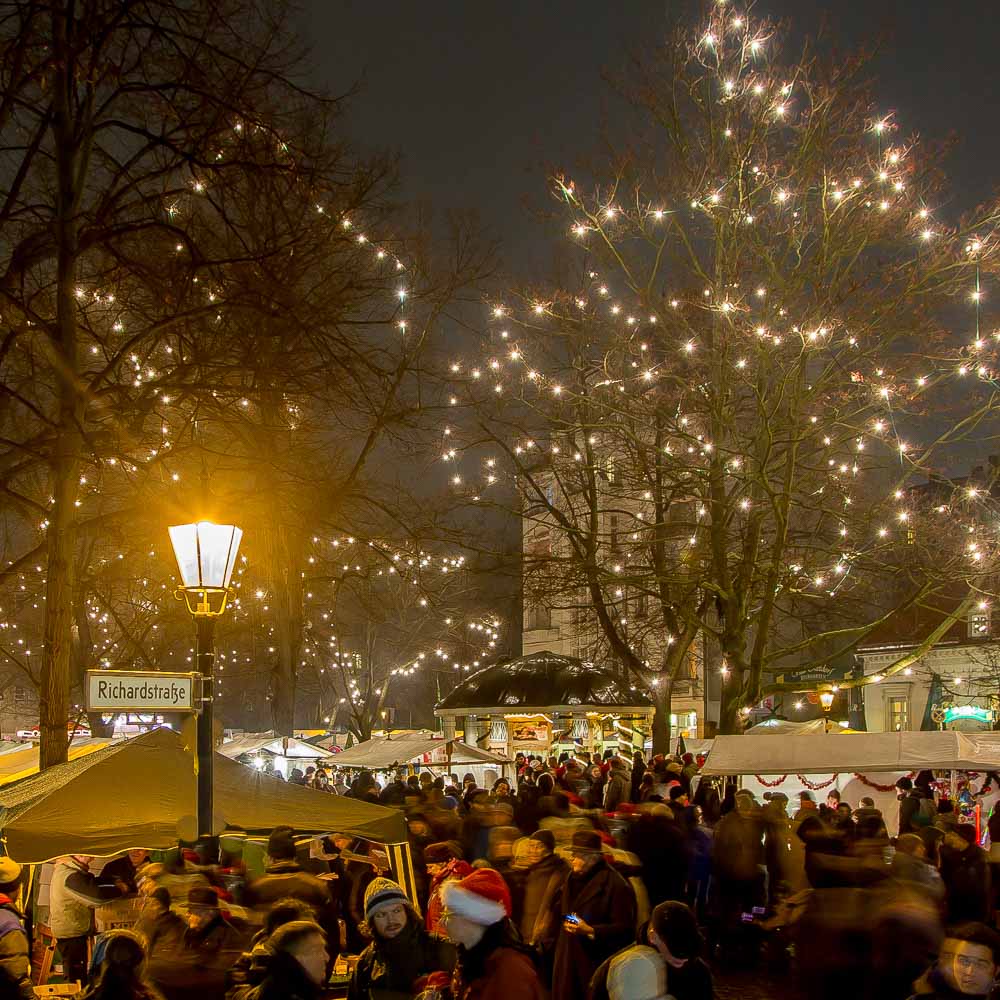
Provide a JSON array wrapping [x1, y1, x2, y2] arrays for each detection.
[[0, 104, 497, 724], [432, 0, 1000, 716]]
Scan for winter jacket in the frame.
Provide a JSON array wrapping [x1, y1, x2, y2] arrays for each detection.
[[451, 930, 543, 1000], [603, 771, 630, 813], [227, 949, 324, 1000], [147, 914, 247, 1000], [589, 947, 714, 1000], [348, 914, 455, 1000], [245, 862, 333, 913], [0, 896, 33, 1000], [940, 844, 992, 924], [551, 861, 636, 1000], [505, 853, 569, 951], [49, 858, 111, 938]]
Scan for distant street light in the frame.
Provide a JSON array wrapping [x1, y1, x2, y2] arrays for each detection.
[[169, 521, 243, 838], [819, 689, 835, 733]]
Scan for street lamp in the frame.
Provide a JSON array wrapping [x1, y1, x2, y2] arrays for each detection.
[[819, 690, 835, 732], [169, 521, 243, 838]]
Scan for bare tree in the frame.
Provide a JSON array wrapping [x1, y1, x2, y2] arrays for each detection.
[[443, 4, 1000, 745]]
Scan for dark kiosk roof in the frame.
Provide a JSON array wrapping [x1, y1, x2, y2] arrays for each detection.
[[436, 650, 653, 712]]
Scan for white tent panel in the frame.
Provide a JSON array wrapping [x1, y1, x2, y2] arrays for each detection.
[[702, 731, 1000, 776]]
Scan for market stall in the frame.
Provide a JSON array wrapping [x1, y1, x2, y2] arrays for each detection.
[[0, 726, 417, 901], [701, 731, 1000, 831], [0, 737, 113, 788], [219, 732, 333, 777], [435, 650, 658, 757], [331, 730, 509, 787]]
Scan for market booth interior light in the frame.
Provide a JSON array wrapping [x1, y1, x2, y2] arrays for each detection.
[[819, 690, 835, 712], [168, 521, 243, 616]]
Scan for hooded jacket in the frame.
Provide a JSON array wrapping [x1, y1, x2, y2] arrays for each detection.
[[0, 894, 33, 1000]]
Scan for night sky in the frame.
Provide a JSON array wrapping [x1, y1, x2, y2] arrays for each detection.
[[298, 1, 1000, 276]]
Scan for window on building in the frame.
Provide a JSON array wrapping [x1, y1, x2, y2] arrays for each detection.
[[634, 591, 648, 618], [606, 457, 617, 484], [887, 695, 909, 732], [525, 601, 551, 631], [609, 514, 620, 551], [969, 606, 991, 639]]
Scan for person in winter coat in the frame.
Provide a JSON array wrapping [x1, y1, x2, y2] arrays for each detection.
[[589, 901, 715, 1000], [503, 831, 569, 984], [940, 826, 992, 925], [50, 855, 128, 986], [146, 886, 246, 1000], [439, 868, 544, 1000], [551, 830, 636, 1000], [232, 920, 330, 1000], [0, 858, 33, 1000], [348, 878, 455, 1000], [227, 897, 316, 994], [425, 842, 473, 935], [602, 759, 631, 813], [245, 830, 336, 935], [81, 930, 164, 1000]]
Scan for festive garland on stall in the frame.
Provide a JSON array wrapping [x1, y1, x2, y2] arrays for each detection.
[[851, 771, 916, 792], [753, 773, 837, 789]]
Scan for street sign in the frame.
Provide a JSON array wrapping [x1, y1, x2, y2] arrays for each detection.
[[85, 670, 199, 713]]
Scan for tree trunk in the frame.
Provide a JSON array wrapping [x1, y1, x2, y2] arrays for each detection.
[[266, 522, 304, 736], [40, 5, 83, 769], [718, 674, 743, 734], [651, 683, 673, 756]]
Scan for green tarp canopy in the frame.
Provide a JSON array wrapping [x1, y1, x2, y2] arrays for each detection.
[[0, 727, 406, 862]]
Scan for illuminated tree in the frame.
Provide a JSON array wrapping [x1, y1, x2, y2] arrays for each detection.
[[443, 3, 1000, 744], [0, 0, 493, 761]]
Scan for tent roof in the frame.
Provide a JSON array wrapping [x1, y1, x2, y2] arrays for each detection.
[[0, 738, 111, 788], [436, 650, 654, 715], [332, 732, 508, 769], [219, 734, 330, 760], [744, 719, 857, 736], [701, 731, 1000, 776], [0, 727, 406, 862]]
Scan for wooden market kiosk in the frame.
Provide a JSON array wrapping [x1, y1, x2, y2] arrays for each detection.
[[434, 650, 657, 758]]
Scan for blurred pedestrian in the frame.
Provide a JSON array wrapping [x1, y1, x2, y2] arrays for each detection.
[[81, 930, 163, 1000], [551, 830, 636, 1000], [0, 857, 33, 999], [440, 868, 543, 1000]]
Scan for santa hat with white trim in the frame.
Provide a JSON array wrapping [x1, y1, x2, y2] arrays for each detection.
[[440, 867, 511, 927]]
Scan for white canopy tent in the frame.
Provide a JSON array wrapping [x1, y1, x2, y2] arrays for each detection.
[[219, 733, 332, 777], [701, 731, 1000, 833], [332, 731, 510, 783], [701, 731, 1000, 776]]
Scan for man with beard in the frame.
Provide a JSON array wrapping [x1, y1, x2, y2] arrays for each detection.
[[551, 830, 636, 1000], [348, 877, 455, 1000], [909, 923, 1000, 998]]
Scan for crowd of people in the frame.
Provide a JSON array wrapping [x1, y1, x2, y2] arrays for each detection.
[[2, 751, 1000, 999]]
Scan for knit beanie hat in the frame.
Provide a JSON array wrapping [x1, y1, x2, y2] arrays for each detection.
[[607, 945, 669, 1000], [364, 877, 408, 919], [440, 868, 511, 927]]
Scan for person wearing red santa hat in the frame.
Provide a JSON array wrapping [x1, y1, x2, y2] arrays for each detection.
[[439, 868, 544, 1000]]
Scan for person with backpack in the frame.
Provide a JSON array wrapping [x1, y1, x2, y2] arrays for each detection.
[[0, 858, 33, 1000]]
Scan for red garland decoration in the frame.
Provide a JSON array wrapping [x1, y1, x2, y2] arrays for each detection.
[[798, 774, 838, 791], [753, 774, 789, 786], [851, 771, 915, 793]]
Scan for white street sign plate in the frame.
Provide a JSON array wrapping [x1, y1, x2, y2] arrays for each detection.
[[85, 670, 198, 713]]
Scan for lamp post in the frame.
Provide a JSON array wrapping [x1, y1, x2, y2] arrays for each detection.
[[819, 690, 835, 733], [168, 521, 243, 838]]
